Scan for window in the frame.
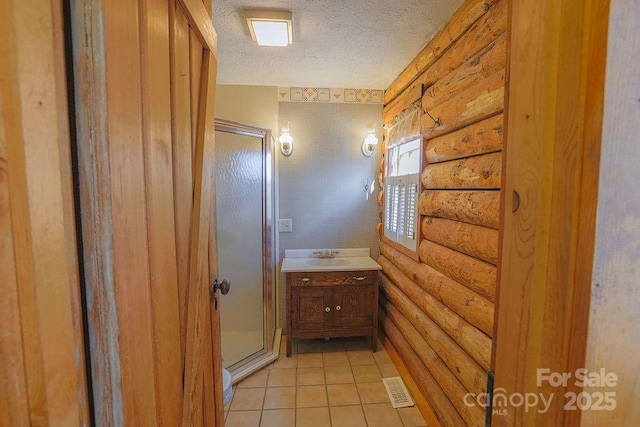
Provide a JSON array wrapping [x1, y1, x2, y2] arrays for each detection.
[[384, 137, 421, 252]]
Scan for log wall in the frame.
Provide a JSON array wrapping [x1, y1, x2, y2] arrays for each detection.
[[378, 0, 506, 424]]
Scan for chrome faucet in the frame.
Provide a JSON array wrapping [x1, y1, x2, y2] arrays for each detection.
[[313, 249, 340, 259]]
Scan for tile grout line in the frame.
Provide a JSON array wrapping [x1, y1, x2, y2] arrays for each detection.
[[228, 339, 416, 426]]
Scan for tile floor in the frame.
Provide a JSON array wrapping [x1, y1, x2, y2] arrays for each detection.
[[224, 336, 427, 427]]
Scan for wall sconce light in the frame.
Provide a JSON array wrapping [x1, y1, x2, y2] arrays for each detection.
[[361, 124, 378, 157], [279, 122, 293, 156]]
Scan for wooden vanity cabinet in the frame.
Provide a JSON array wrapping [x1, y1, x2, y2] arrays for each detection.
[[285, 270, 378, 356]]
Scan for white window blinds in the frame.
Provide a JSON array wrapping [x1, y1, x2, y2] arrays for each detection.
[[384, 174, 420, 251]]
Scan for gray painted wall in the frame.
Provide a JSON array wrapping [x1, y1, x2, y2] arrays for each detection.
[[277, 101, 383, 327]]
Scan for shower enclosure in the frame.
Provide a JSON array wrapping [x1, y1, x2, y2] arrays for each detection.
[[214, 119, 278, 382]]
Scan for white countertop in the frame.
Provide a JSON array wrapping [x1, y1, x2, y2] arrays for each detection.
[[281, 248, 382, 273]]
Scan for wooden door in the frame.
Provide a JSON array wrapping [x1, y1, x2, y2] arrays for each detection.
[[170, 1, 222, 425], [70, 0, 222, 424]]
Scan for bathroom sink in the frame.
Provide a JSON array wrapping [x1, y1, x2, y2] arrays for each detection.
[[305, 258, 351, 267], [281, 249, 382, 273]]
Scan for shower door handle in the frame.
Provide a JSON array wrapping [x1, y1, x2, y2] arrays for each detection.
[[212, 278, 231, 295]]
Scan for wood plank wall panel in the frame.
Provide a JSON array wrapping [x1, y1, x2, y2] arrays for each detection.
[[379, 0, 506, 424], [0, 0, 90, 424], [140, 0, 183, 424], [71, 0, 124, 422], [103, 1, 159, 423]]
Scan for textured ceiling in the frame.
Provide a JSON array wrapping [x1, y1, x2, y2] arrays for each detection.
[[213, 0, 464, 90]]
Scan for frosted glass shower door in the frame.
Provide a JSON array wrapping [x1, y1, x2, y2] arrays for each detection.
[[215, 128, 268, 369]]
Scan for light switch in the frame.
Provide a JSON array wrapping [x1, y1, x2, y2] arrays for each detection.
[[278, 219, 293, 233]]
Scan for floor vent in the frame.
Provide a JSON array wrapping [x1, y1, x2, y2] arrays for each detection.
[[382, 376, 415, 408]]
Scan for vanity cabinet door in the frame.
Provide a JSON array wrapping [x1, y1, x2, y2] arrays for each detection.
[[332, 286, 373, 328], [292, 287, 332, 330], [285, 270, 378, 356]]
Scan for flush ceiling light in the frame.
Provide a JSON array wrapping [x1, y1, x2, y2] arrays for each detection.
[[245, 10, 292, 47]]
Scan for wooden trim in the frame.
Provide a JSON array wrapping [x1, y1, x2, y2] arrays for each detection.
[[493, 0, 610, 424], [177, 0, 217, 52], [169, 0, 194, 373], [189, 27, 203, 158]]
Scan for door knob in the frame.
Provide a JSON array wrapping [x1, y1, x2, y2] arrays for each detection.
[[212, 278, 231, 295]]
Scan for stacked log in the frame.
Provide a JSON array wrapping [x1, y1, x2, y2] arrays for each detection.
[[419, 240, 497, 301], [419, 190, 500, 229], [377, 0, 506, 425]]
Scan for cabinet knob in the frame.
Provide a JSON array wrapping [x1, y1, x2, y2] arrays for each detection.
[[325, 306, 331, 313], [336, 305, 341, 311], [299, 277, 311, 282], [352, 276, 366, 281]]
